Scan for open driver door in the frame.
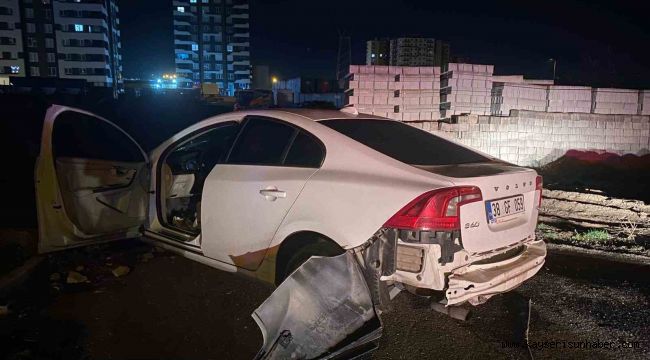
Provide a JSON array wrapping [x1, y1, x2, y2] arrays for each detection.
[[36, 105, 149, 253]]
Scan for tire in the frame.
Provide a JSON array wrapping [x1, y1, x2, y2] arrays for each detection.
[[279, 238, 344, 284]]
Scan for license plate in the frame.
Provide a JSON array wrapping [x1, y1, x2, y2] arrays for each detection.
[[485, 195, 525, 224]]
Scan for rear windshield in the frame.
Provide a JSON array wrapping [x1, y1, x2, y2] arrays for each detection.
[[320, 119, 490, 165]]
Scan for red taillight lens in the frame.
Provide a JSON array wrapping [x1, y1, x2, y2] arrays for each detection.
[[535, 175, 543, 207], [384, 186, 482, 231]]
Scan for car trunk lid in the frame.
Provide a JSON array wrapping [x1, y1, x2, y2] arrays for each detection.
[[417, 162, 541, 254]]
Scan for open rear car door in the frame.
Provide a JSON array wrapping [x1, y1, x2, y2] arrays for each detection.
[[36, 105, 148, 253]]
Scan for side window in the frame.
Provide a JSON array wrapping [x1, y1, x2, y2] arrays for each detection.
[[284, 131, 324, 168], [52, 111, 143, 162], [164, 124, 239, 174], [227, 117, 296, 165]]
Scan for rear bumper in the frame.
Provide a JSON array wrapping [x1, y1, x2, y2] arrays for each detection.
[[445, 239, 546, 306]]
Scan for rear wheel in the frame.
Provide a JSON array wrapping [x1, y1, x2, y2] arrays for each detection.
[[277, 236, 344, 285]]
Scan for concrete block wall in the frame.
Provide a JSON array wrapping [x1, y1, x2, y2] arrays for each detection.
[[417, 110, 650, 167], [348, 65, 441, 121]]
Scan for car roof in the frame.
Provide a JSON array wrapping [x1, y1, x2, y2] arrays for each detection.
[[255, 108, 388, 122]]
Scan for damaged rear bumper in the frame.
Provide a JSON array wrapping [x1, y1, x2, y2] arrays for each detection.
[[445, 239, 546, 306]]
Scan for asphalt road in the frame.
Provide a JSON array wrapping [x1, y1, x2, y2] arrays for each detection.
[[1, 240, 648, 360]]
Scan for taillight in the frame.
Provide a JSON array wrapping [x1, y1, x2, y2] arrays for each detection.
[[536, 175, 543, 207], [384, 186, 482, 231]]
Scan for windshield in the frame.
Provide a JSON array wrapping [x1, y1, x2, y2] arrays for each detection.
[[320, 119, 490, 165]]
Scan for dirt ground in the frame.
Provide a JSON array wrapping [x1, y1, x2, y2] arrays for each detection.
[[1, 240, 648, 360], [538, 189, 650, 256]]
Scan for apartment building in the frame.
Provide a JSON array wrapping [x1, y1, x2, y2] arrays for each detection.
[[0, 0, 122, 94], [366, 39, 389, 66], [173, 0, 251, 95], [0, 0, 24, 77], [365, 37, 450, 70]]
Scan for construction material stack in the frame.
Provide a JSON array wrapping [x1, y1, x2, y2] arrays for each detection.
[[641, 90, 650, 116], [547, 86, 592, 113], [440, 63, 493, 118], [491, 83, 548, 116], [592, 88, 640, 115], [348, 65, 441, 121]]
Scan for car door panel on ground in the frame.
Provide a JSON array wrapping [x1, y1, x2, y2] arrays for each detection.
[[200, 116, 325, 270], [37, 105, 148, 253]]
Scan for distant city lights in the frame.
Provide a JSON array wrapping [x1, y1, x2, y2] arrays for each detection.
[[152, 73, 179, 90]]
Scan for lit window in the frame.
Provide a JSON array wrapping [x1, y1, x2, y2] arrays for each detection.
[[10, 65, 20, 74], [227, 45, 233, 52], [177, 6, 185, 12], [190, 0, 197, 3], [191, 43, 198, 51], [74, 24, 84, 32]]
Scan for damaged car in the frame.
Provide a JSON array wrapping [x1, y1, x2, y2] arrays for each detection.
[[36, 105, 546, 358]]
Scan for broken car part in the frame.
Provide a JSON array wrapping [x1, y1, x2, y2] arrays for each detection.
[[252, 252, 382, 360]]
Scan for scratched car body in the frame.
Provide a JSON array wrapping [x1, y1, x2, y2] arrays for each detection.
[[36, 105, 546, 358]]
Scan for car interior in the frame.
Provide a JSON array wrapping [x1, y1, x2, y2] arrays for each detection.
[[160, 124, 239, 235]]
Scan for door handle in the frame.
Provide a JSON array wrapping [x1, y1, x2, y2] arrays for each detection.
[[112, 166, 129, 176], [259, 188, 287, 200]]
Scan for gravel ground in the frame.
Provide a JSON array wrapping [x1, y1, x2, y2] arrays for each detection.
[[1, 240, 648, 360]]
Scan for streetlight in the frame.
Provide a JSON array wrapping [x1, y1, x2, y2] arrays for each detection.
[[271, 76, 278, 84], [548, 58, 557, 82]]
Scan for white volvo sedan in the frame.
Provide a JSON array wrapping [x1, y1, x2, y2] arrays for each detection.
[[36, 105, 546, 359]]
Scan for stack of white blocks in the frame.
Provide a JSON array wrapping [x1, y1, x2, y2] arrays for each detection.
[[347, 64, 650, 119], [443, 63, 494, 116], [642, 90, 650, 116], [348, 65, 441, 121], [593, 88, 639, 115], [547, 86, 592, 113], [492, 83, 548, 115]]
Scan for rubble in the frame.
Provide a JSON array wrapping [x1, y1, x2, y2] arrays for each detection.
[[66, 271, 88, 284], [111, 266, 130, 277], [140, 253, 154, 262], [49, 273, 61, 282], [0, 305, 8, 317]]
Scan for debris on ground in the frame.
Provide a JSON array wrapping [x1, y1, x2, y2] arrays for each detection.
[[49, 273, 61, 282], [111, 266, 130, 277], [66, 271, 88, 284], [75, 265, 84, 272], [140, 253, 154, 262], [0, 305, 9, 317]]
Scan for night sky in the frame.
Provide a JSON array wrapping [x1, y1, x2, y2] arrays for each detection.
[[120, 0, 649, 88]]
